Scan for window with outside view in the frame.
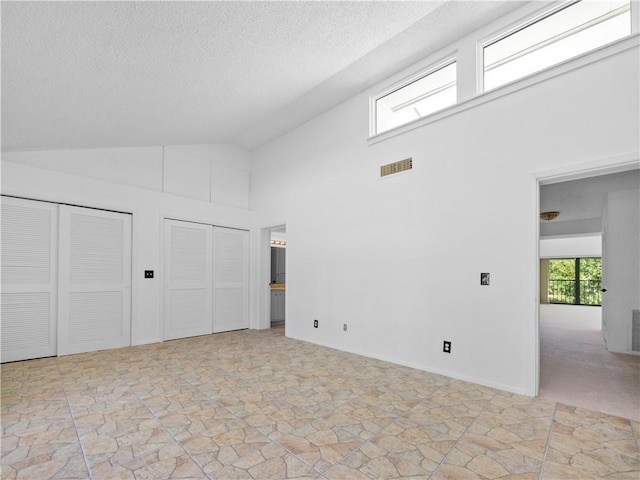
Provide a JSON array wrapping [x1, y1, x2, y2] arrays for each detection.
[[548, 257, 602, 306]]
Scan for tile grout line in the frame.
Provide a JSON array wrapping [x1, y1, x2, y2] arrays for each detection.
[[630, 417, 640, 454], [313, 397, 375, 477], [127, 378, 209, 479], [205, 383, 355, 478], [178, 366, 329, 478], [177, 355, 379, 479], [179, 372, 270, 475], [60, 370, 94, 480], [537, 402, 558, 480], [180, 372, 289, 478], [7, 328, 637, 479], [426, 390, 500, 479], [304, 395, 366, 476], [326, 387, 445, 477]]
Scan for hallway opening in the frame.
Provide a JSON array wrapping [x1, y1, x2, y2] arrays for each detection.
[[539, 304, 639, 420]]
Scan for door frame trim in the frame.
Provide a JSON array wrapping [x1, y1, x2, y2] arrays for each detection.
[[532, 151, 639, 396], [258, 224, 287, 330]]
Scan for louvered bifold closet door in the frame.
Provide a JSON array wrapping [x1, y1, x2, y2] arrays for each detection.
[[213, 227, 249, 333], [1, 197, 58, 363], [58, 205, 132, 356], [164, 220, 213, 340]]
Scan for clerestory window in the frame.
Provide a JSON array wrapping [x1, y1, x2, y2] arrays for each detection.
[[374, 60, 456, 135], [483, 0, 632, 91]]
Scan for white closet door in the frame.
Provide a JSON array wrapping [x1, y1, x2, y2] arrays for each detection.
[[164, 219, 213, 340], [58, 206, 132, 355], [1, 197, 58, 363], [213, 227, 249, 333]]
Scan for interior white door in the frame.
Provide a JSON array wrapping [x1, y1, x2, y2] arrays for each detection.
[[164, 219, 213, 340], [58, 205, 132, 355], [1, 197, 58, 362], [213, 227, 249, 333]]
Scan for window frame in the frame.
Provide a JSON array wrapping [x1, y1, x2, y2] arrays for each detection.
[[369, 55, 457, 137], [547, 256, 602, 306], [368, 0, 638, 145], [477, 0, 632, 93]]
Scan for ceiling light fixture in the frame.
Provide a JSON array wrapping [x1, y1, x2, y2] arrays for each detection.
[[540, 211, 560, 221]]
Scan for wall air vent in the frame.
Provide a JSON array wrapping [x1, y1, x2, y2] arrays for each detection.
[[381, 158, 412, 177]]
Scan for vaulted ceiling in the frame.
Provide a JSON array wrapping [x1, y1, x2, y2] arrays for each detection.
[[1, 1, 526, 152]]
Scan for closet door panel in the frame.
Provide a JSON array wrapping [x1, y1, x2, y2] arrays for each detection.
[[1, 197, 58, 362], [164, 220, 212, 340], [58, 206, 132, 355], [213, 227, 249, 333]]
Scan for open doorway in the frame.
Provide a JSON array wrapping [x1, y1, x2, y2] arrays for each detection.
[[259, 225, 287, 331], [270, 229, 287, 327], [538, 168, 640, 420]]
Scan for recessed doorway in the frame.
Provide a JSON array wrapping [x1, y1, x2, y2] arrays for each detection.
[[259, 224, 287, 331], [538, 167, 640, 420], [270, 229, 287, 327]]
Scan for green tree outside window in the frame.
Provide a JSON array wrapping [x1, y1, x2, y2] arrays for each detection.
[[548, 257, 601, 305]]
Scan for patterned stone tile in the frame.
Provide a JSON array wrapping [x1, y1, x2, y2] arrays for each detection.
[[431, 463, 539, 480], [0, 439, 88, 480], [1, 420, 81, 479], [214, 441, 319, 479], [2, 406, 74, 437], [370, 416, 466, 473], [80, 422, 177, 468], [429, 382, 496, 412], [127, 376, 192, 400], [90, 443, 205, 479], [73, 405, 158, 437], [235, 401, 320, 440], [147, 388, 214, 418], [175, 417, 270, 475], [324, 401, 402, 441], [327, 439, 433, 479], [632, 420, 640, 451], [2, 327, 638, 479], [158, 400, 236, 438], [1, 396, 69, 416], [403, 400, 482, 432], [541, 405, 640, 479], [276, 419, 365, 472], [434, 396, 554, 478], [64, 379, 143, 422]]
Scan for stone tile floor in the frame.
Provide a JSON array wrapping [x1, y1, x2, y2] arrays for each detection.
[[2, 326, 639, 479]]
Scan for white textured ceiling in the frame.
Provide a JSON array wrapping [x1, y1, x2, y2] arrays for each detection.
[[2, 1, 525, 152]]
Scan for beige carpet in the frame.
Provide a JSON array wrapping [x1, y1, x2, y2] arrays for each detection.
[[539, 304, 640, 421]]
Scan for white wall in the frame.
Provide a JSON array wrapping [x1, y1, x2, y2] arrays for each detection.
[[1, 157, 255, 346], [251, 40, 640, 395], [540, 218, 602, 237], [2, 143, 250, 209], [540, 236, 602, 258], [1, 146, 164, 190], [603, 189, 640, 353]]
